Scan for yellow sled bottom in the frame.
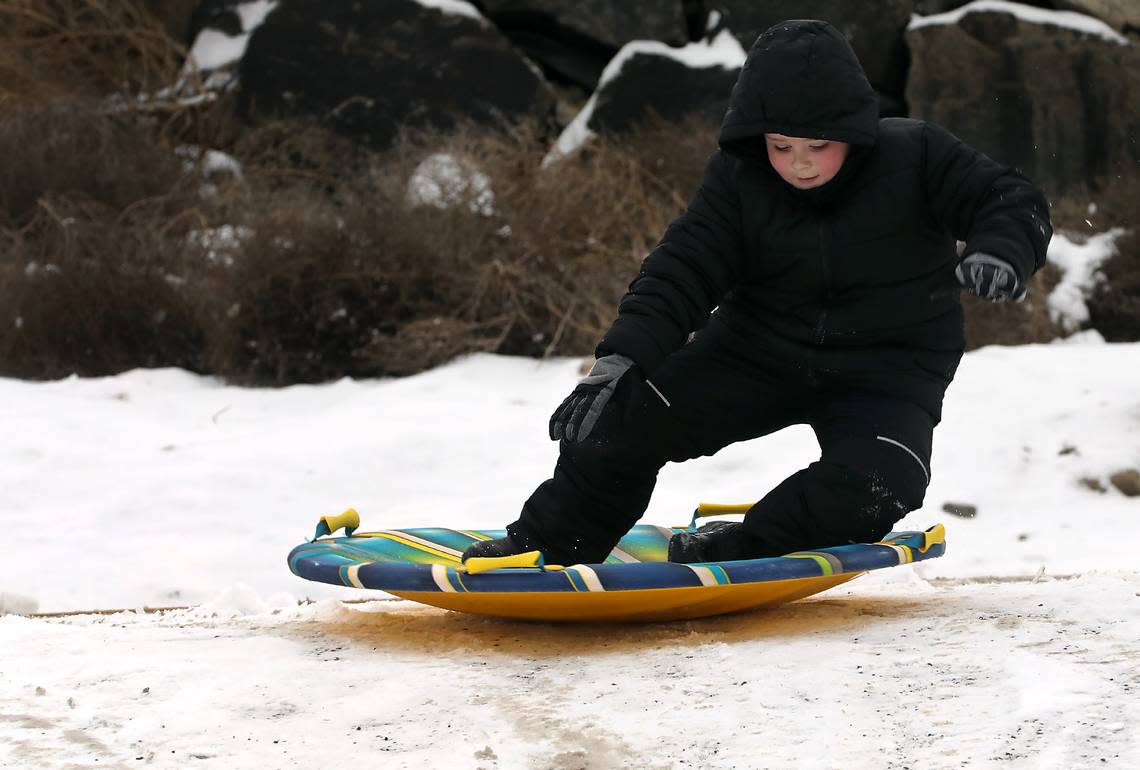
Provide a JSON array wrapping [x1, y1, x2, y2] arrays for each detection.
[[390, 571, 862, 622]]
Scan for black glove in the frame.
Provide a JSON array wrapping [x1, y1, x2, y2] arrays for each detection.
[[549, 353, 636, 442], [955, 252, 1025, 302]]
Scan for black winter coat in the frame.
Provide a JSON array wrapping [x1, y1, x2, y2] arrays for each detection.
[[597, 20, 1052, 421]]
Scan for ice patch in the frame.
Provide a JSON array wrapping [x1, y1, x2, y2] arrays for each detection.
[[909, 0, 1129, 45]]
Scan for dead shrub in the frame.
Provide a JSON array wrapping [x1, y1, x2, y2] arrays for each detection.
[[0, 0, 186, 105], [1085, 182, 1140, 342], [0, 197, 206, 378], [0, 104, 210, 379], [1089, 234, 1140, 341], [1049, 174, 1140, 342], [965, 174, 1140, 347], [192, 116, 719, 384], [0, 104, 187, 227], [962, 265, 1064, 350]]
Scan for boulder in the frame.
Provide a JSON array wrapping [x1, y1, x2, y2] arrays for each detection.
[[238, 0, 555, 150], [476, 0, 690, 49], [551, 32, 745, 157], [906, 4, 1140, 195], [1109, 468, 1140, 497], [142, 0, 203, 44], [474, 0, 692, 91], [1053, 0, 1140, 33], [711, 1, 912, 96], [186, 0, 278, 76], [914, 0, 971, 14], [483, 17, 616, 90], [188, 0, 245, 41]]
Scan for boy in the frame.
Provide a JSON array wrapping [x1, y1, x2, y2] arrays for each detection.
[[463, 19, 1052, 566]]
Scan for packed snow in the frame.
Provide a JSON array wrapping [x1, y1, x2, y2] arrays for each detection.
[[2, 235, 1139, 767], [909, 0, 1130, 45]]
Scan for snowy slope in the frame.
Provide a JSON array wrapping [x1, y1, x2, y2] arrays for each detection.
[[3, 571, 1137, 768], [2, 302, 1139, 769], [1, 343, 1138, 612]]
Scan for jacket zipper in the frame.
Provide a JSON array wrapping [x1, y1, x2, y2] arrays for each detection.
[[815, 220, 831, 344]]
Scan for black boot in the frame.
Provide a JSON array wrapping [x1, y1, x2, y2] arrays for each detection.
[[461, 535, 531, 562], [667, 521, 779, 563]]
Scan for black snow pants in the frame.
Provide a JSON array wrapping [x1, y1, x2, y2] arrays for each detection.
[[507, 319, 935, 565]]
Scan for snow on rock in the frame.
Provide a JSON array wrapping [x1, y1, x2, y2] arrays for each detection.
[[176, 145, 244, 198], [1045, 229, 1126, 333], [186, 0, 280, 73], [409, 0, 483, 21], [549, 29, 747, 162], [406, 153, 495, 216], [909, 0, 1130, 45]]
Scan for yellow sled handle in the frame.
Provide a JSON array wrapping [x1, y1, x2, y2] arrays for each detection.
[[678, 502, 755, 530], [463, 551, 546, 574], [312, 508, 361, 541]]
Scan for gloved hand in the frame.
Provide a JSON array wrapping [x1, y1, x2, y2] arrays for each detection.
[[549, 353, 637, 442], [955, 252, 1025, 302]]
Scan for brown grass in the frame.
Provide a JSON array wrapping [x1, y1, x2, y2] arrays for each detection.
[[0, 104, 719, 382], [0, 0, 187, 105], [0, 105, 209, 378], [198, 117, 714, 384], [961, 266, 1064, 350], [1, 76, 1134, 383]]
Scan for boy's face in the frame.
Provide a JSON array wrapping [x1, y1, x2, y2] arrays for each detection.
[[764, 134, 849, 189]]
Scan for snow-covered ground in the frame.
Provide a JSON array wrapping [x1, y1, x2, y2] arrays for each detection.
[[2, 337, 1139, 768]]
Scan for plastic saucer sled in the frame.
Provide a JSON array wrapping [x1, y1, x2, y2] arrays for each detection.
[[287, 504, 946, 622]]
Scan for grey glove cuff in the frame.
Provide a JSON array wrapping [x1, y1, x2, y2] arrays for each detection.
[[581, 353, 635, 386]]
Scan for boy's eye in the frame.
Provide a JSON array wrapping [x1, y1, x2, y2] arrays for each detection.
[[809, 143, 829, 150], [773, 145, 790, 152]]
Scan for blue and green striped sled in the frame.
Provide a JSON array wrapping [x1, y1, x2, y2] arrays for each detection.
[[288, 505, 946, 622]]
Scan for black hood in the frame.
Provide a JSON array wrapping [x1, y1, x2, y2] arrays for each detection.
[[719, 19, 879, 161]]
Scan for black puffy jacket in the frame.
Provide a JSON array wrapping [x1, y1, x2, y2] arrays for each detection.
[[597, 19, 1052, 420]]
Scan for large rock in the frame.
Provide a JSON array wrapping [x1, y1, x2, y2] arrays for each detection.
[[142, 0, 202, 44], [1054, 0, 1140, 33], [238, 0, 555, 149], [474, 0, 691, 91], [711, 1, 912, 96], [476, 0, 690, 49], [551, 32, 746, 157], [906, 5, 1140, 194], [483, 17, 616, 90], [913, 0, 971, 14]]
